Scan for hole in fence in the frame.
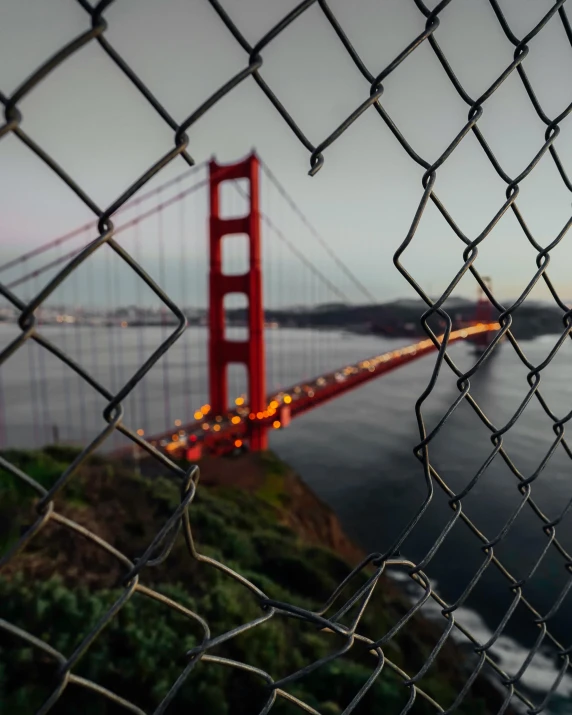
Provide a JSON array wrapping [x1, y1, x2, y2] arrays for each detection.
[[219, 178, 250, 219], [221, 234, 249, 276]]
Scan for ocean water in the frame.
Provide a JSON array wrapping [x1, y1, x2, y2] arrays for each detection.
[[1, 323, 571, 710]]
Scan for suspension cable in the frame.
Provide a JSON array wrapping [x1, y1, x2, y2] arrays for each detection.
[[0, 161, 207, 275], [231, 180, 351, 304], [260, 211, 351, 304], [259, 157, 377, 304], [6, 174, 210, 291]]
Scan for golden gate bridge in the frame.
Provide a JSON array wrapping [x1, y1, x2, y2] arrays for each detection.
[[0, 153, 498, 459]]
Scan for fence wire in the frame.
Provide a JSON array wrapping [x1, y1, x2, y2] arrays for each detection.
[[1, 0, 572, 713]]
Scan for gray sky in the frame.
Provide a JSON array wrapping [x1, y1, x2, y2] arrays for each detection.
[[1, 0, 572, 307]]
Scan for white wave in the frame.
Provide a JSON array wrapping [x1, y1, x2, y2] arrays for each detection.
[[385, 569, 572, 712]]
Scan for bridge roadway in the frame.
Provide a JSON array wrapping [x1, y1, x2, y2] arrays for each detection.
[[128, 323, 499, 458]]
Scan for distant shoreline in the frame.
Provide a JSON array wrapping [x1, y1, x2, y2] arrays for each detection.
[[0, 298, 566, 342]]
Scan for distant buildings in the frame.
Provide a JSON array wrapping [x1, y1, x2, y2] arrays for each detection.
[[0, 304, 209, 327]]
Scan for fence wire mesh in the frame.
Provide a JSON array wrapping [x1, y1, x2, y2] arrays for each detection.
[[2, 0, 572, 713]]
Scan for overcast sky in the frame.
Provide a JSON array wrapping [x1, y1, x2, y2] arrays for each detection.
[[1, 0, 572, 307]]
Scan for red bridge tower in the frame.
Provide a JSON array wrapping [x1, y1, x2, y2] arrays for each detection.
[[208, 154, 267, 451]]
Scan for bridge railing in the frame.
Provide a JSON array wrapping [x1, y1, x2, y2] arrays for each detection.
[[123, 322, 499, 460], [2, 2, 572, 714]]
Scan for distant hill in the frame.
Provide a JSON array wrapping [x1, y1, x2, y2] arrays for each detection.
[[228, 299, 568, 340]]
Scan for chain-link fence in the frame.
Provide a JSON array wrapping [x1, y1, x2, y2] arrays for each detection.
[[2, 0, 572, 713]]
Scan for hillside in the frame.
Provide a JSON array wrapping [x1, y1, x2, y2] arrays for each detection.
[[0, 447, 512, 714], [227, 299, 568, 340]]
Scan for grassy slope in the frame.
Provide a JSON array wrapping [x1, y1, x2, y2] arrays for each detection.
[[0, 447, 504, 714]]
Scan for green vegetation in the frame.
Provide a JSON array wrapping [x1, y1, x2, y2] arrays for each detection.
[[0, 448, 500, 713], [255, 451, 292, 509]]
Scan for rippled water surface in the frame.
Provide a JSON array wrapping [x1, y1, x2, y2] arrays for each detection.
[[3, 324, 572, 710]]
